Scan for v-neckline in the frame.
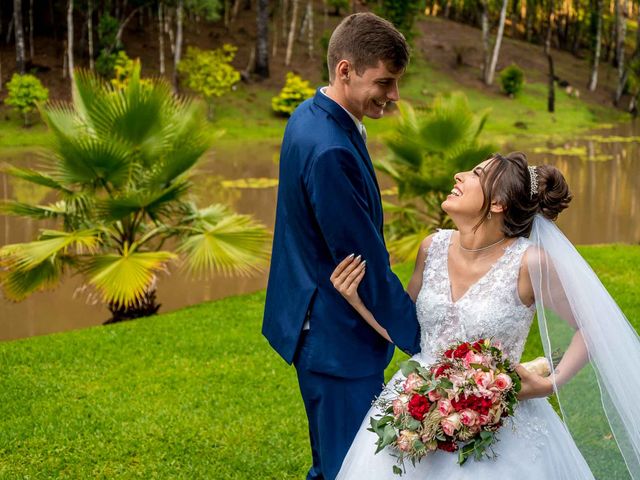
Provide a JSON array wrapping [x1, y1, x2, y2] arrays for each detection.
[[444, 231, 518, 305]]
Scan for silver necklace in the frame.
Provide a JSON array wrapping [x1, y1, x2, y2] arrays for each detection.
[[459, 236, 507, 253]]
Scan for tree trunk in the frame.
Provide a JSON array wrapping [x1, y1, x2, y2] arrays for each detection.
[[614, 0, 626, 105], [28, 0, 33, 60], [255, 0, 269, 78], [588, 0, 602, 91], [282, 0, 289, 46], [173, 0, 184, 91], [158, 2, 165, 75], [486, 0, 508, 85], [480, 0, 490, 83], [67, 0, 74, 83], [14, 0, 25, 73], [307, 0, 313, 59], [232, 0, 242, 22], [105, 287, 161, 324], [545, 1, 555, 113], [525, 0, 534, 42], [285, 0, 298, 66], [115, 7, 141, 49], [88, 0, 94, 70]]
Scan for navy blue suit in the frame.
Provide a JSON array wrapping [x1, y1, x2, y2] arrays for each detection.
[[263, 89, 421, 479]]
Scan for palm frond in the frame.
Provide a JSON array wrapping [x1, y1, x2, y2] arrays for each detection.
[[83, 247, 177, 307], [0, 200, 67, 220], [3, 166, 71, 193], [387, 227, 435, 263], [0, 229, 103, 272], [178, 210, 270, 277], [0, 256, 66, 301]]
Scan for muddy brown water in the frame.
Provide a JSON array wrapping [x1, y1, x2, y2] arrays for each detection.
[[1, 125, 639, 341]]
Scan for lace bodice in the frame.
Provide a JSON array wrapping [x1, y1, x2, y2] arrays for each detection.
[[416, 229, 535, 363]]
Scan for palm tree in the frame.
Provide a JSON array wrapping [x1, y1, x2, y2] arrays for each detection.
[[0, 62, 270, 323], [375, 93, 495, 262]]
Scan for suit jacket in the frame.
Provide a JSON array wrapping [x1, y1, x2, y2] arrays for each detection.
[[262, 88, 421, 379]]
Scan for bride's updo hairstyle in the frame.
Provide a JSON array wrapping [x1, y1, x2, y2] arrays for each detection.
[[476, 151, 572, 237]]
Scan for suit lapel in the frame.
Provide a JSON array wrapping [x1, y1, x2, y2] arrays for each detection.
[[312, 90, 382, 195]]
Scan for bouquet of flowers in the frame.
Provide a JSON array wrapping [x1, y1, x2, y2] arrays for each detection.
[[369, 338, 523, 474]]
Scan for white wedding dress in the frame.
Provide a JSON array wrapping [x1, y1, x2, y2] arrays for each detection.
[[337, 229, 596, 480]]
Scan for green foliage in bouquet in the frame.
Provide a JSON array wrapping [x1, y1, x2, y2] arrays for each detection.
[[271, 72, 316, 117], [375, 93, 495, 262], [4, 73, 49, 127], [499, 64, 525, 97], [178, 45, 241, 120], [0, 62, 270, 324]]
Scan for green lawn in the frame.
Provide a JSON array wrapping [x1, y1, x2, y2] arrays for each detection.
[[0, 51, 626, 154], [0, 245, 638, 478]]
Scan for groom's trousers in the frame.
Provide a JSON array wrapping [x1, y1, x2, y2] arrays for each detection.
[[294, 330, 384, 480]]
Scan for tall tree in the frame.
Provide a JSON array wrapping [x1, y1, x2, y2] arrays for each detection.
[[14, 0, 26, 73], [588, 0, 602, 91], [28, 0, 33, 60], [173, 0, 184, 91], [255, 0, 269, 78], [485, 0, 509, 85], [480, 0, 490, 82], [87, 0, 95, 71], [158, 1, 166, 74], [614, 0, 627, 104], [67, 0, 74, 82], [545, 0, 556, 112], [285, 0, 298, 66]]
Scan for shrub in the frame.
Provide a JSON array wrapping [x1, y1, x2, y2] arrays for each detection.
[[178, 45, 241, 120], [500, 64, 525, 97], [376, 0, 424, 43], [4, 73, 49, 127], [320, 31, 331, 82], [328, 0, 349, 15], [271, 72, 316, 117]]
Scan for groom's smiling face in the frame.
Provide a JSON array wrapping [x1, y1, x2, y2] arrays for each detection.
[[343, 60, 403, 120]]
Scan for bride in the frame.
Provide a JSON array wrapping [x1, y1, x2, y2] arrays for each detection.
[[330, 152, 640, 479]]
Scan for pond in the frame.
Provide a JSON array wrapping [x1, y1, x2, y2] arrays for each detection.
[[1, 123, 638, 341]]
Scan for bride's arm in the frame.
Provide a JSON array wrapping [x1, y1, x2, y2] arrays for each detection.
[[516, 248, 589, 400], [331, 235, 434, 342]]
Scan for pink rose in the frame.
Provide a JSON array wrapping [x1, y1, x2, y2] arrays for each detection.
[[492, 373, 513, 391], [438, 399, 453, 416], [441, 413, 462, 437], [468, 424, 481, 434], [473, 370, 495, 390], [397, 430, 419, 452], [449, 373, 467, 389], [428, 390, 442, 402], [489, 406, 503, 423], [464, 351, 487, 369], [460, 409, 480, 427], [392, 394, 409, 417], [403, 373, 425, 394], [478, 413, 492, 426]]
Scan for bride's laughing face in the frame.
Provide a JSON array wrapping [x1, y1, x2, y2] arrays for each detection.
[[442, 159, 494, 218]]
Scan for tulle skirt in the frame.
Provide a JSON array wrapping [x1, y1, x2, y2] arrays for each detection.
[[337, 357, 595, 480]]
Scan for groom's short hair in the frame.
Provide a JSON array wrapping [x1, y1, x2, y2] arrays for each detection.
[[327, 13, 409, 83]]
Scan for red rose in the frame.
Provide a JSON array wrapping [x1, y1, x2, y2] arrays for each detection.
[[437, 440, 458, 452], [407, 394, 431, 421], [432, 363, 450, 378], [453, 342, 471, 358], [444, 349, 455, 359], [472, 339, 485, 351]]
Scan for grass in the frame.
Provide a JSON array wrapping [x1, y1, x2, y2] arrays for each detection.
[[0, 50, 626, 154], [0, 245, 638, 479]]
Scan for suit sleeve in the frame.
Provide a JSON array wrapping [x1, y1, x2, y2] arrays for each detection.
[[305, 147, 421, 354]]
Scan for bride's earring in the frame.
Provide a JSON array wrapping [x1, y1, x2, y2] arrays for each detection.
[[487, 212, 492, 220]]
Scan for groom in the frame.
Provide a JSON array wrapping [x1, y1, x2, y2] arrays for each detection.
[[263, 13, 421, 479]]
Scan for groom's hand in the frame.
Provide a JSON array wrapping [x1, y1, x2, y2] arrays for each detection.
[[330, 254, 367, 307]]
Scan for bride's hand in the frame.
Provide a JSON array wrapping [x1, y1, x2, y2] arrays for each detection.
[[330, 254, 366, 307], [515, 364, 554, 400]]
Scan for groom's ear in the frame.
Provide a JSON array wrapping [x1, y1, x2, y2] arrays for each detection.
[[336, 60, 352, 83]]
